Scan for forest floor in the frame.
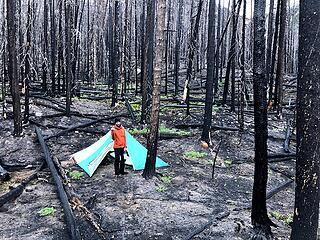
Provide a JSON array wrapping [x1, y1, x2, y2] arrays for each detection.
[[0, 84, 297, 240]]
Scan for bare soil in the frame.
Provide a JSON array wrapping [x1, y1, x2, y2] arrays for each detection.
[[0, 95, 296, 240]]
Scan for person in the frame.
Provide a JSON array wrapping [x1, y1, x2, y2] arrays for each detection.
[[111, 118, 128, 176]]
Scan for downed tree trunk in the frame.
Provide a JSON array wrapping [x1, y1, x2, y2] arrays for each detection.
[[266, 179, 294, 200], [0, 164, 10, 181], [35, 127, 80, 240], [175, 123, 239, 131], [183, 211, 230, 240], [51, 157, 105, 237], [44, 113, 128, 140], [0, 162, 45, 207]]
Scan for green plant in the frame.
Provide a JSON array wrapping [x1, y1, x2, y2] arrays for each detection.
[[271, 211, 293, 225], [160, 176, 172, 184], [69, 170, 84, 180], [130, 128, 149, 136], [224, 159, 233, 166], [38, 207, 56, 217], [156, 185, 167, 192], [159, 126, 191, 137], [184, 151, 206, 158]]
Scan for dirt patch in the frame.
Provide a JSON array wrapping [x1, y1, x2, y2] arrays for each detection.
[[0, 96, 296, 239]]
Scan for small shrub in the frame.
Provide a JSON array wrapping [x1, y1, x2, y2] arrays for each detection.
[[38, 207, 56, 217], [160, 176, 172, 184], [156, 185, 167, 193], [184, 151, 206, 158], [271, 211, 293, 225], [224, 159, 233, 166], [69, 170, 84, 180]]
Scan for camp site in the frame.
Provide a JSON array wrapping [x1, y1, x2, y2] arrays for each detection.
[[0, 0, 319, 239]]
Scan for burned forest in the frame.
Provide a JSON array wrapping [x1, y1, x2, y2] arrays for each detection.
[[0, 0, 319, 239]]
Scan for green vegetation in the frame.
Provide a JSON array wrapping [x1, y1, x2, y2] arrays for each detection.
[[38, 207, 56, 217], [130, 103, 141, 111], [224, 159, 233, 167], [271, 211, 293, 225], [184, 151, 206, 158], [69, 170, 84, 180], [156, 185, 168, 193], [160, 176, 172, 184], [130, 126, 191, 137]]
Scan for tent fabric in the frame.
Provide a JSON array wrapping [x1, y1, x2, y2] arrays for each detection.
[[70, 131, 169, 177]]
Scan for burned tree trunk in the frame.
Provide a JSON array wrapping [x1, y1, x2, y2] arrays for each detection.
[[143, 0, 166, 179], [65, 0, 72, 116], [251, 0, 275, 236], [183, 0, 203, 115], [6, 0, 22, 135], [268, 0, 280, 104], [274, 0, 287, 116], [111, 0, 120, 107], [201, 0, 216, 143], [24, 0, 32, 123], [141, 0, 156, 122], [290, 1, 320, 238], [49, 0, 56, 94], [174, 0, 183, 96]]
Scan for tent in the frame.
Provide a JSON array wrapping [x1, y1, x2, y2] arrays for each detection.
[[70, 130, 169, 177]]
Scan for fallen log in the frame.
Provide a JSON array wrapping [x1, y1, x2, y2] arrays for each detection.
[[35, 127, 80, 240], [44, 113, 128, 140], [183, 211, 230, 240], [266, 179, 294, 200], [0, 162, 45, 207], [175, 123, 239, 132], [52, 157, 105, 237]]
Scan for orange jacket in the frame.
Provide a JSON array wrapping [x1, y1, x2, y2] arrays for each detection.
[[111, 125, 127, 149]]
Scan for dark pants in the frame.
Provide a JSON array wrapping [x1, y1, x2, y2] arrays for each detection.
[[114, 148, 125, 175]]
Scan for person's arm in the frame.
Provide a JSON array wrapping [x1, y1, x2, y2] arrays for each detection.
[[111, 127, 116, 140]]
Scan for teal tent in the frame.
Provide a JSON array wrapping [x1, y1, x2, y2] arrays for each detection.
[[70, 131, 169, 177]]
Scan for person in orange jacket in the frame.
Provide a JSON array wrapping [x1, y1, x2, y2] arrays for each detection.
[[111, 118, 128, 175]]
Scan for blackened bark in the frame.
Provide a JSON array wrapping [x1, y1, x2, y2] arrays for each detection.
[[49, 0, 56, 94], [290, 1, 320, 238], [201, 0, 216, 143], [24, 0, 32, 123], [265, 0, 274, 87], [239, 0, 246, 131], [143, 0, 166, 179], [111, 0, 120, 107], [6, 0, 22, 135], [184, 0, 203, 115], [65, 1, 72, 116], [141, 0, 155, 123], [251, 0, 274, 234], [268, 0, 280, 104], [174, 0, 183, 96], [43, 0, 49, 93], [274, 0, 287, 115]]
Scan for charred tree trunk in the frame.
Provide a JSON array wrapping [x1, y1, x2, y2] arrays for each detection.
[[265, 0, 274, 89], [43, 0, 49, 93], [143, 0, 166, 179], [174, 0, 183, 96], [201, 0, 216, 143], [141, 0, 156, 123], [24, 0, 32, 123], [274, 0, 287, 116], [268, 0, 280, 104], [49, 0, 56, 94], [65, 0, 72, 116], [111, 0, 120, 107], [251, 0, 275, 236], [184, 0, 203, 115], [239, 0, 246, 131], [6, 0, 22, 135], [290, 1, 320, 238]]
